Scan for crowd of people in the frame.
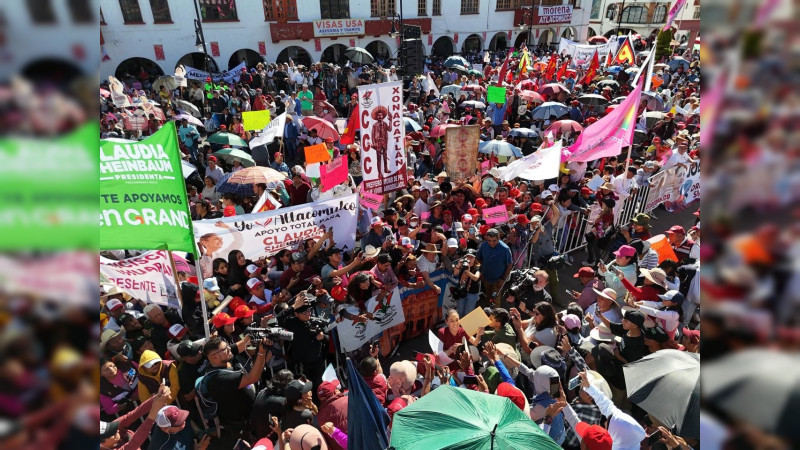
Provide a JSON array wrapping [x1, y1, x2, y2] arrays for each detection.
[[99, 37, 701, 450]]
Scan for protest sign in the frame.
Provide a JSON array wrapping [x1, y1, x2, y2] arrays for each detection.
[[487, 86, 507, 104], [359, 188, 383, 210], [399, 268, 459, 317], [193, 195, 358, 277], [482, 205, 508, 225], [420, 211, 430, 221], [558, 38, 620, 62], [336, 287, 405, 352], [100, 122, 195, 253], [305, 163, 321, 179], [460, 307, 492, 336], [184, 61, 246, 84], [445, 125, 479, 180], [305, 143, 331, 164], [242, 110, 271, 131], [320, 155, 348, 192], [100, 251, 180, 308], [682, 162, 700, 206], [497, 141, 561, 181], [249, 113, 287, 149], [358, 81, 408, 194]]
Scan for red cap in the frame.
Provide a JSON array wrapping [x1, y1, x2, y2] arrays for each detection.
[[585, 117, 597, 124], [479, 224, 490, 235], [682, 327, 700, 344], [324, 137, 334, 143], [212, 312, 237, 328], [516, 214, 529, 225], [666, 225, 686, 235], [475, 198, 487, 207], [575, 423, 612, 450], [228, 296, 246, 311], [188, 276, 199, 285], [574, 266, 596, 278], [504, 198, 516, 208], [223, 206, 236, 217], [234, 304, 256, 318], [207, 155, 218, 163], [496, 382, 526, 411], [676, 122, 686, 129], [530, 202, 543, 212], [317, 380, 341, 399], [580, 187, 593, 195], [251, 438, 274, 450], [219, 124, 227, 130], [510, 188, 520, 198], [387, 397, 408, 420], [330, 285, 347, 302], [274, 151, 282, 159], [467, 208, 479, 216]]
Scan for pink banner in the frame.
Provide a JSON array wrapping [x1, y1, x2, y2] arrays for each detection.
[[320, 155, 348, 192], [662, 0, 687, 31], [420, 211, 430, 222], [482, 205, 508, 225], [359, 188, 383, 210], [480, 160, 491, 174], [564, 79, 642, 163]]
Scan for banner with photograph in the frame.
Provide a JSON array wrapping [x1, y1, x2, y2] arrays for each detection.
[[682, 162, 700, 207], [336, 287, 405, 352], [184, 61, 246, 84], [558, 38, 620, 63], [644, 165, 690, 212], [100, 251, 180, 308], [358, 81, 408, 194], [445, 125, 480, 180], [193, 194, 358, 278]]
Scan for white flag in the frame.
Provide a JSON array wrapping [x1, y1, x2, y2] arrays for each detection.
[[249, 112, 287, 149], [251, 190, 282, 214], [497, 141, 562, 182], [423, 72, 440, 98]]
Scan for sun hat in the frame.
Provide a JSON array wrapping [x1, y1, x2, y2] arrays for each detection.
[[420, 243, 441, 253], [592, 287, 618, 302], [589, 324, 615, 342], [639, 267, 668, 289], [363, 245, 381, 258]]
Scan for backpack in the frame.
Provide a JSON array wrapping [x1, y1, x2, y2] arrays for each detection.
[[194, 368, 235, 421]]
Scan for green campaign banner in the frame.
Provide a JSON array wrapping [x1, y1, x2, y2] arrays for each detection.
[[487, 86, 507, 104], [100, 122, 196, 253]]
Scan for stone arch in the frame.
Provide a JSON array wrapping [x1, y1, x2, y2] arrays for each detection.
[[514, 32, 529, 49], [321, 44, 348, 64], [23, 58, 84, 87], [227, 49, 265, 70], [488, 32, 508, 52], [561, 26, 577, 41], [175, 52, 219, 73], [431, 36, 455, 57], [365, 40, 392, 62], [114, 57, 165, 84], [275, 46, 312, 67], [461, 33, 482, 54]]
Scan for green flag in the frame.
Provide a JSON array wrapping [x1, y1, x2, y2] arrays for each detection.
[[100, 122, 195, 253]]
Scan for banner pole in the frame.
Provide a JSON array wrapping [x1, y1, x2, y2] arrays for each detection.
[[194, 246, 212, 338], [167, 251, 184, 310]]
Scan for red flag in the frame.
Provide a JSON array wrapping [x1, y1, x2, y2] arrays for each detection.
[[544, 55, 558, 81], [556, 62, 567, 81], [496, 50, 511, 86], [340, 104, 359, 145], [605, 49, 613, 67], [578, 51, 600, 86]]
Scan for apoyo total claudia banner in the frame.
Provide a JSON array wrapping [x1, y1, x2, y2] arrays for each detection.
[[358, 81, 407, 194], [100, 122, 195, 253], [445, 125, 479, 180]]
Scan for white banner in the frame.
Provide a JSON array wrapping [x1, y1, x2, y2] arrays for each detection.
[[644, 165, 690, 212], [358, 81, 408, 194], [249, 112, 287, 149], [538, 5, 573, 24], [558, 38, 620, 64], [313, 18, 366, 37], [100, 251, 180, 308], [184, 61, 246, 84], [497, 141, 562, 181], [682, 162, 700, 206], [336, 287, 405, 352], [193, 195, 358, 278]]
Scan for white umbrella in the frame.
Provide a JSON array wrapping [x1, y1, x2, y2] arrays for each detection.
[[175, 99, 201, 117]]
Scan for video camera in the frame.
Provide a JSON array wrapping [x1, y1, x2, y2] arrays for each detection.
[[306, 317, 330, 334], [506, 267, 540, 298], [245, 326, 294, 343]]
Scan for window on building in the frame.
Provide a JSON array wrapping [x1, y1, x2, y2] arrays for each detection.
[[321, 0, 350, 19], [590, 0, 602, 19], [570, 0, 582, 8], [149, 0, 171, 22], [119, 0, 144, 23], [652, 4, 666, 23], [28, 0, 56, 23], [541, 0, 562, 6], [605, 4, 617, 20], [432, 0, 441, 15], [68, 0, 95, 23], [496, 0, 519, 10], [461, 0, 479, 14], [620, 5, 646, 23], [371, 0, 396, 17], [418, 0, 427, 15], [263, 0, 298, 21], [200, 0, 238, 21], [693, 6, 700, 19]]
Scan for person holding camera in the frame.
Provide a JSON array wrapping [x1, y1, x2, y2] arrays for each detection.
[[453, 250, 482, 317], [276, 293, 328, 397]]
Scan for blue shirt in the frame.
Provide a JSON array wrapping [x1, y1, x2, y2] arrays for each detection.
[[476, 240, 512, 282]]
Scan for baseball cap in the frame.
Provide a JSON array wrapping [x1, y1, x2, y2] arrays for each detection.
[[540, 190, 554, 199], [155, 406, 190, 428], [317, 380, 341, 399], [563, 314, 581, 330], [462, 213, 473, 223], [580, 187, 593, 195], [324, 137, 334, 143], [246, 264, 259, 275], [99, 420, 120, 439], [106, 298, 124, 311], [623, 310, 646, 329], [496, 382, 526, 411], [613, 245, 636, 258], [246, 278, 263, 290], [203, 278, 221, 292], [141, 356, 162, 369], [666, 225, 686, 235], [207, 155, 218, 163], [658, 290, 686, 305], [503, 198, 516, 208], [574, 266, 595, 278], [516, 214, 529, 225], [447, 238, 459, 248], [234, 304, 256, 318], [682, 327, 700, 344], [168, 324, 187, 340], [285, 379, 313, 400], [400, 237, 414, 249], [290, 252, 307, 264], [387, 397, 408, 420], [252, 438, 275, 450], [370, 216, 384, 227], [223, 206, 236, 217], [530, 202, 543, 213], [177, 340, 203, 357], [212, 312, 237, 328], [575, 423, 612, 450], [475, 198, 487, 207]]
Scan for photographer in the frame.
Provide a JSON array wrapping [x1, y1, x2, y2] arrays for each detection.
[[277, 293, 328, 395], [453, 250, 482, 317], [529, 201, 562, 300]]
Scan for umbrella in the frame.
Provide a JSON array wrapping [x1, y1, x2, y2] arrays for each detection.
[[207, 132, 247, 147], [430, 124, 455, 138], [605, 104, 618, 114], [313, 100, 340, 118], [171, 253, 192, 273], [642, 91, 664, 111], [404, 117, 422, 133], [443, 56, 469, 68], [213, 148, 256, 167], [301, 116, 341, 141], [578, 94, 609, 106], [175, 99, 201, 117], [703, 349, 800, 442], [518, 90, 545, 103], [623, 350, 700, 438], [588, 36, 608, 44], [633, 129, 649, 144], [530, 101, 569, 120], [228, 166, 287, 185], [344, 46, 374, 64], [180, 160, 198, 179], [668, 58, 690, 71], [597, 79, 619, 89], [461, 100, 486, 109], [390, 385, 561, 450], [611, 96, 627, 104], [152, 75, 179, 92], [539, 83, 570, 96], [654, 63, 670, 71], [468, 69, 484, 77], [643, 111, 665, 128], [175, 113, 204, 128], [625, 67, 640, 74], [441, 84, 465, 97], [547, 120, 584, 134], [516, 80, 536, 90], [508, 128, 538, 138], [346, 358, 390, 450], [450, 64, 469, 74], [479, 140, 523, 157], [605, 65, 623, 74], [215, 172, 260, 196], [461, 84, 486, 93]]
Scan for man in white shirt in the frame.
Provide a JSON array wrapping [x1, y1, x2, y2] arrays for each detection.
[[661, 139, 692, 171], [413, 187, 431, 217], [205, 155, 225, 183], [611, 167, 637, 201], [566, 160, 588, 183]]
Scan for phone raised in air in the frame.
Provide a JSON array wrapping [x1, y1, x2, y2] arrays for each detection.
[[549, 376, 561, 397], [647, 430, 662, 445], [463, 374, 478, 386]]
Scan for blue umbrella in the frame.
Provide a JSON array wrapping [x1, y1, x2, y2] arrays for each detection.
[[479, 140, 523, 157], [346, 358, 390, 450], [508, 128, 539, 138], [606, 65, 623, 73], [215, 172, 257, 196], [441, 84, 465, 97], [530, 101, 569, 120], [404, 117, 422, 133]]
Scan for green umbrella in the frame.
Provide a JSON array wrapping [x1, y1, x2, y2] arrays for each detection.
[[213, 148, 255, 167], [468, 69, 483, 77], [206, 132, 247, 147], [390, 386, 561, 450]]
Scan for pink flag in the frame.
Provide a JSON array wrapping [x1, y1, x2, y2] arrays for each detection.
[[482, 205, 509, 225], [700, 74, 725, 149], [662, 0, 687, 31], [320, 155, 348, 192], [359, 187, 383, 210], [564, 79, 643, 163]]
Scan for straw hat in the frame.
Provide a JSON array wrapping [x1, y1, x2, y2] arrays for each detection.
[[100, 326, 126, 351], [363, 245, 380, 259], [592, 287, 618, 302], [600, 182, 615, 191], [420, 243, 441, 253], [640, 267, 668, 289], [589, 324, 615, 342]]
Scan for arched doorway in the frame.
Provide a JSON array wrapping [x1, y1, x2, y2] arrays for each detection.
[[605, 28, 638, 38], [462, 34, 482, 54], [538, 29, 554, 45], [431, 36, 454, 57], [514, 32, 530, 49], [321, 44, 348, 64], [561, 27, 576, 41], [228, 49, 264, 70], [276, 46, 312, 67], [488, 32, 508, 52], [587, 27, 598, 38], [22, 58, 83, 87], [365, 41, 391, 63], [114, 57, 164, 84], [175, 52, 219, 73]]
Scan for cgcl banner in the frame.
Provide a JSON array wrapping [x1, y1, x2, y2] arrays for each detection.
[[358, 81, 408, 194], [184, 61, 246, 84], [336, 287, 405, 353], [193, 194, 358, 279], [100, 251, 180, 308], [445, 125, 479, 180]]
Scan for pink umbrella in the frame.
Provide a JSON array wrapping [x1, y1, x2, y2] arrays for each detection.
[[547, 120, 584, 134], [516, 80, 536, 90], [313, 100, 340, 118], [461, 84, 486, 93], [518, 90, 545, 103], [588, 36, 608, 44], [539, 83, 570, 96], [171, 253, 192, 273], [430, 124, 455, 138], [302, 116, 341, 141]]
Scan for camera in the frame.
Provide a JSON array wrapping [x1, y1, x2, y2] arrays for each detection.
[[245, 326, 294, 343], [507, 267, 539, 297], [545, 254, 566, 270], [306, 317, 330, 334]]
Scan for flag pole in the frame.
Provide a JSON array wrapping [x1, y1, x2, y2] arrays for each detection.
[[194, 244, 211, 338]]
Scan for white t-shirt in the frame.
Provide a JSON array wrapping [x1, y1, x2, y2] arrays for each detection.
[[661, 149, 691, 170], [416, 255, 439, 274]]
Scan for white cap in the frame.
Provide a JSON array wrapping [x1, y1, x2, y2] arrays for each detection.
[[370, 216, 384, 226], [452, 222, 464, 232], [203, 278, 220, 292], [247, 278, 263, 290], [400, 237, 413, 248], [548, 184, 560, 193], [246, 264, 259, 274], [447, 238, 459, 248], [462, 214, 473, 222], [142, 357, 162, 369], [540, 190, 554, 199], [168, 324, 186, 339], [106, 298, 124, 311]]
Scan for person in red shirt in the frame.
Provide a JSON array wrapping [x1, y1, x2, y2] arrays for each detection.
[[288, 172, 311, 206], [436, 309, 483, 370]]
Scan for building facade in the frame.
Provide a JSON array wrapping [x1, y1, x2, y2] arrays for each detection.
[[586, 0, 700, 46], [100, 0, 592, 80]]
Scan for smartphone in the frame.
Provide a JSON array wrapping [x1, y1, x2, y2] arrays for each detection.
[[642, 415, 653, 427], [463, 374, 478, 386], [568, 375, 581, 391], [127, 368, 136, 378], [549, 376, 561, 397], [233, 438, 249, 450], [647, 430, 662, 445]]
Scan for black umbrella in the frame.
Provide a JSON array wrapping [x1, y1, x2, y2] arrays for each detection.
[[597, 79, 619, 89], [345, 46, 374, 64], [578, 94, 609, 106], [443, 56, 469, 68], [623, 350, 699, 438]]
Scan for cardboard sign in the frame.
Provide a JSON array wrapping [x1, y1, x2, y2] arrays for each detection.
[[305, 143, 331, 164], [359, 188, 383, 210], [320, 155, 348, 192], [460, 307, 492, 336], [242, 110, 271, 131], [487, 86, 507, 104], [482, 205, 508, 225]]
